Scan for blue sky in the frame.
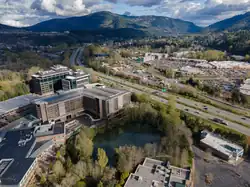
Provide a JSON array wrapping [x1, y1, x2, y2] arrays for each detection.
[[0, 0, 250, 27]]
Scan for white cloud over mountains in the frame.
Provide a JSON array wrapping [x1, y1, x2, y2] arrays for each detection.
[[0, 0, 112, 26], [158, 0, 250, 26], [0, 0, 250, 27]]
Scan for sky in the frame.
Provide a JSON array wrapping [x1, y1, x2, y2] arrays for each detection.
[[0, 0, 250, 27]]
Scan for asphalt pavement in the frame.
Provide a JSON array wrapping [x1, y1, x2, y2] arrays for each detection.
[[70, 47, 84, 66], [70, 48, 80, 66], [99, 73, 250, 135], [193, 146, 250, 187]]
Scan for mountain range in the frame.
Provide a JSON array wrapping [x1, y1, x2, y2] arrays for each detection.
[[1, 11, 250, 36]]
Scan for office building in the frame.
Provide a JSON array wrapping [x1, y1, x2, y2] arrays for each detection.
[[0, 120, 81, 187], [200, 131, 244, 161], [30, 65, 72, 95], [33, 87, 131, 123], [0, 94, 40, 128], [124, 157, 191, 187], [0, 129, 37, 187], [30, 65, 90, 95], [62, 70, 90, 91]]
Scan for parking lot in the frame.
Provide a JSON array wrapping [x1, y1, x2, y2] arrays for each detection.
[[193, 146, 250, 187]]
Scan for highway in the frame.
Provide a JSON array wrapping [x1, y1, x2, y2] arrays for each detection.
[[70, 48, 80, 66], [99, 73, 250, 136], [70, 47, 84, 66], [70, 48, 250, 135]]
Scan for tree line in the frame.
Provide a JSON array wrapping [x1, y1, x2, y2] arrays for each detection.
[[36, 93, 193, 187]]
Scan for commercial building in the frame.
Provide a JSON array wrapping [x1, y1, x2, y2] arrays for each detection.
[[200, 131, 244, 161], [30, 65, 90, 95], [124, 157, 191, 187], [33, 87, 131, 123], [209, 61, 250, 69], [62, 70, 90, 91], [179, 66, 204, 76], [30, 65, 71, 95], [0, 94, 40, 126], [0, 120, 81, 187], [0, 129, 37, 187], [143, 53, 168, 63], [4, 115, 40, 131], [240, 78, 250, 96]]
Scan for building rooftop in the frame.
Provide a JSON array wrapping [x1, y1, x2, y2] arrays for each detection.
[[0, 129, 36, 185], [124, 157, 190, 187], [34, 122, 65, 137], [84, 83, 105, 89], [32, 65, 71, 78], [0, 126, 58, 185], [65, 75, 77, 80], [65, 70, 89, 80], [200, 131, 244, 157], [0, 94, 40, 116], [9, 115, 40, 131], [209, 61, 250, 69], [33, 87, 129, 105]]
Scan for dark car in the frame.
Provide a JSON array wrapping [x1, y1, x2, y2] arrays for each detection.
[[212, 118, 228, 126]]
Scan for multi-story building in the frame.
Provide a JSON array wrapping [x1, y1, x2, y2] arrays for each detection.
[[30, 65, 90, 95], [62, 70, 90, 91], [200, 131, 244, 161], [30, 65, 72, 95], [0, 129, 37, 187], [124, 157, 191, 187], [0, 94, 40, 128], [0, 119, 82, 187], [33, 87, 131, 123]]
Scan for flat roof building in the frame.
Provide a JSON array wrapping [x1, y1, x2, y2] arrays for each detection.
[[0, 129, 37, 187], [33, 87, 131, 123], [200, 131, 244, 161], [30, 65, 90, 95], [30, 65, 72, 95], [0, 94, 40, 129], [240, 78, 250, 96], [0, 119, 81, 187], [62, 70, 90, 91], [0, 94, 40, 117], [124, 157, 191, 187]]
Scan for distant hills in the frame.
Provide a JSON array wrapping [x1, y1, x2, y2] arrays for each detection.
[[1, 11, 250, 36], [26, 11, 202, 35], [0, 24, 21, 31], [206, 12, 250, 32]]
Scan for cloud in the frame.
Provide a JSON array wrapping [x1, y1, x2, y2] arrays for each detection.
[[1, 0, 250, 27], [158, 0, 250, 26], [106, 0, 164, 7], [123, 11, 131, 16], [0, 0, 112, 27]]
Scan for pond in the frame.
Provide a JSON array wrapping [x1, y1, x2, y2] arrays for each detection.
[[94, 129, 161, 165]]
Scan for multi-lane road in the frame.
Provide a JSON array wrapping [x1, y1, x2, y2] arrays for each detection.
[[99, 73, 250, 136], [70, 47, 84, 66], [70, 47, 250, 135]]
